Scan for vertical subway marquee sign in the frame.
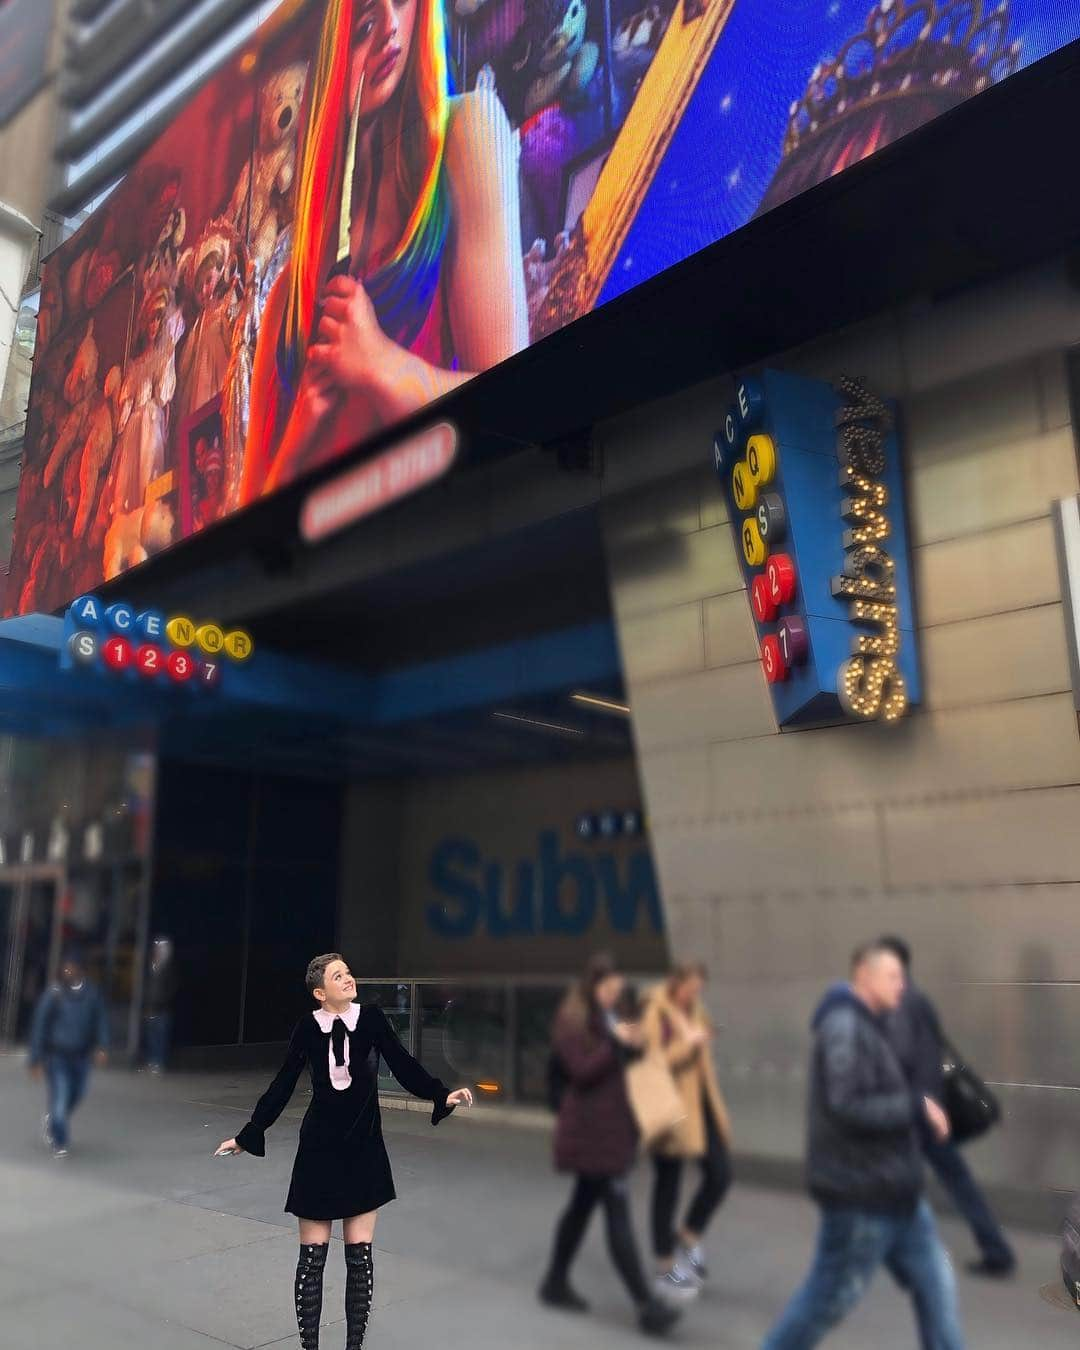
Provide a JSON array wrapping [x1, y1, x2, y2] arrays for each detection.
[[61, 595, 254, 690], [713, 371, 920, 727]]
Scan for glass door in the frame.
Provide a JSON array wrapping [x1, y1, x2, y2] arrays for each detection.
[[0, 866, 64, 1045]]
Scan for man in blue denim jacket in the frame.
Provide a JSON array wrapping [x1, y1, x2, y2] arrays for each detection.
[[28, 950, 109, 1157], [762, 939, 965, 1350]]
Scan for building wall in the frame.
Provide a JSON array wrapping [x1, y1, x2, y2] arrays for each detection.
[[601, 259, 1080, 1205], [0, 0, 68, 224], [339, 756, 667, 980]]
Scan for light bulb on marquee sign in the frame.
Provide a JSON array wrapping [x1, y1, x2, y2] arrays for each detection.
[[712, 369, 920, 727], [61, 594, 254, 691]]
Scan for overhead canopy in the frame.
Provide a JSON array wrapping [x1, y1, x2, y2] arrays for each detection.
[[0, 614, 628, 778]]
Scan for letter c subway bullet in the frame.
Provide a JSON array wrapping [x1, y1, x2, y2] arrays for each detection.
[[105, 602, 135, 634]]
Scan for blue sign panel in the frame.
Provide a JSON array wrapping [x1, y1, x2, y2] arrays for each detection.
[[426, 831, 663, 940], [715, 370, 920, 727]]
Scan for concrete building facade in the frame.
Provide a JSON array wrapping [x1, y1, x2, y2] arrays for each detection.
[[601, 258, 1080, 1215]]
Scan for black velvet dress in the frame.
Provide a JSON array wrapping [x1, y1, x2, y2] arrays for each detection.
[[235, 1004, 454, 1219]]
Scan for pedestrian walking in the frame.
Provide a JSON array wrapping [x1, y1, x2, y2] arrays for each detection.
[[143, 935, 178, 1073], [878, 935, 1016, 1279], [539, 952, 681, 1337], [642, 963, 733, 1301], [213, 953, 473, 1350], [762, 939, 965, 1350], [28, 949, 109, 1158]]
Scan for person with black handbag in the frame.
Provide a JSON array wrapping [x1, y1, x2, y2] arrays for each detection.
[[878, 936, 1016, 1279]]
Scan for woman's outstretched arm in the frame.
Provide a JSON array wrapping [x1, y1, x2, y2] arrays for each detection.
[[214, 1020, 307, 1157], [369, 1007, 473, 1124]]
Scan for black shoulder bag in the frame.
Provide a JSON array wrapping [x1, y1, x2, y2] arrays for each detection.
[[940, 1040, 1001, 1144]]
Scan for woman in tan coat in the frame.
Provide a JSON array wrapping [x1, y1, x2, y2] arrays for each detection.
[[642, 963, 733, 1300]]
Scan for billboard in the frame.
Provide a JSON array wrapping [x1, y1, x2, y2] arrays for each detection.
[[9, 0, 1080, 613]]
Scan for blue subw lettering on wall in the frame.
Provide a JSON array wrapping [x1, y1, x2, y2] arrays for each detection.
[[426, 832, 664, 939]]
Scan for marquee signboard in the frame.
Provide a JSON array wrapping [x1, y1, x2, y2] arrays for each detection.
[[61, 593, 254, 691], [8, 0, 1076, 616], [714, 369, 919, 727]]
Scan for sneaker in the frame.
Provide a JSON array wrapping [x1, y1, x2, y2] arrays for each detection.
[[51, 1146, 68, 1159], [538, 1276, 589, 1312], [639, 1298, 682, 1336], [654, 1262, 700, 1303], [681, 1243, 708, 1282]]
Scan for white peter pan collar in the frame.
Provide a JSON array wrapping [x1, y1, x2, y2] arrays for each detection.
[[313, 1002, 361, 1032]]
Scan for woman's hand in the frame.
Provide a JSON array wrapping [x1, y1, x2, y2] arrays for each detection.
[[614, 1021, 645, 1049], [264, 363, 339, 493], [214, 1138, 245, 1156], [308, 276, 391, 397], [446, 1088, 474, 1109], [295, 363, 339, 435]]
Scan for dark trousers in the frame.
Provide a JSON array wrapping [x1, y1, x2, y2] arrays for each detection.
[[144, 1012, 172, 1069], [923, 1135, 1014, 1268], [45, 1053, 91, 1149], [547, 1173, 651, 1305], [651, 1106, 732, 1258]]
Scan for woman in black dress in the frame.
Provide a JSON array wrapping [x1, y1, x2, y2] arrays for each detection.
[[214, 953, 473, 1349]]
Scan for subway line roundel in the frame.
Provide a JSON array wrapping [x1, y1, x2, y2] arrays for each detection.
[[62, 594, 253, 691], [713, 369, 920, 727]]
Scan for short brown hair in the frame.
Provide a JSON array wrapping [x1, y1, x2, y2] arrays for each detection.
[[306, 952, 344, 996], [850, 939, 897, 974]]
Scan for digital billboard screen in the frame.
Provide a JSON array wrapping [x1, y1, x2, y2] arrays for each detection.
[[9, 0, 1080, 613]]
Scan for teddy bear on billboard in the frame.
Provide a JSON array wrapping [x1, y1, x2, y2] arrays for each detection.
[[228, 62, 309, 271], [509, 0, 600, 121]]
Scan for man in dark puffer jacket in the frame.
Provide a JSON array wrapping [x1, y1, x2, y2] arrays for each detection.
[[763, 940, 965, 1349]]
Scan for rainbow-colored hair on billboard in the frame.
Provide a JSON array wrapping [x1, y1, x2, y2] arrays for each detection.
[[277, 0, 452, 397]]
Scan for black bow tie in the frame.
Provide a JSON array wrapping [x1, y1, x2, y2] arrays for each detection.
[[330, 1017, 348, 1067]]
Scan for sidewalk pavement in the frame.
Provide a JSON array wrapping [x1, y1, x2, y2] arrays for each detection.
[[0, 1054, 1074, 1349]]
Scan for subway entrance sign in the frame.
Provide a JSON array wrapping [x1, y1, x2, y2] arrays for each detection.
[[714, 370, 920, 728], [62, 594, 254, 691]]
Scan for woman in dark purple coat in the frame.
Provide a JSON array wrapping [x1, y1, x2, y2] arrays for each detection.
[[540, 953, 681, 1337]]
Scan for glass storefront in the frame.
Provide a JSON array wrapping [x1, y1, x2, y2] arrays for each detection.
[[0, 735, 155, 1056], [356, 977, 659, 1107]]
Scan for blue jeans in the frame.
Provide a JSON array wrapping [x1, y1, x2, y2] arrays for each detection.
[[144, 1013, 172, 1070], [924, 1136, 1014, 1268], [763, 1199, 964, 1350], [46, 1054, 92, 1150]]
